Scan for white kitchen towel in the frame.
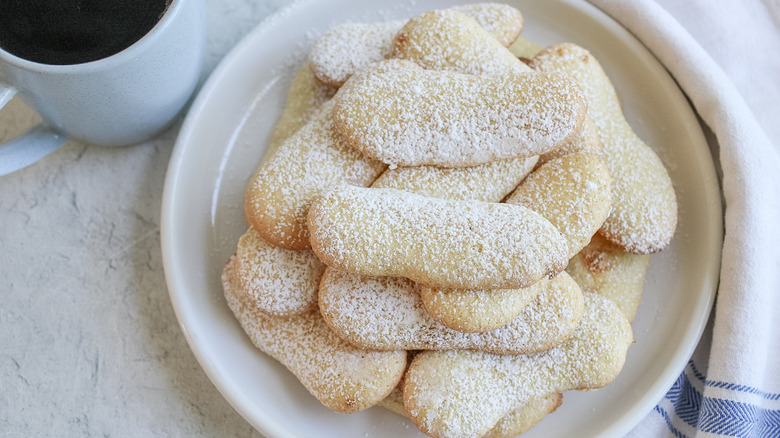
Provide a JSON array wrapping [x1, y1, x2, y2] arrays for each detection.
[[587, 1, 780, 437]]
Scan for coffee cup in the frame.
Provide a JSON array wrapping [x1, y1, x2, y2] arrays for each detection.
[[0, 0, 205, 175]]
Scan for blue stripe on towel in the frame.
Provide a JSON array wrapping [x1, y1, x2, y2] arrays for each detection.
[[658, 362, 780, 437], [705, 382, 780, 401], [698, 398, 780, 437], [665, 368, 703, 428], [687, 359, 706, 382], [655, 404, 690, 438]]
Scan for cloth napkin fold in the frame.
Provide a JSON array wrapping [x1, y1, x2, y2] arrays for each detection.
[[587, 1, 780, 437]]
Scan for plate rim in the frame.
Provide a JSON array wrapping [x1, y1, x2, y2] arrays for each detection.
[[161, 0, 723, 436]]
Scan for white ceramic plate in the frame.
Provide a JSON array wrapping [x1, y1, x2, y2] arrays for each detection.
[[161, 0, 723, 436]]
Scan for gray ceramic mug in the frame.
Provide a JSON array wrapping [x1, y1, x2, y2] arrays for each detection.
[[0, 0, 205, 175]]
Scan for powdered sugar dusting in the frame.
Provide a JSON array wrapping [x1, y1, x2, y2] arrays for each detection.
[[332, 61, 586, 168], [308, 185, 569, 289], [307, 3, 524, 87], [222, 257, 406, 413], [482, 393, 563, 438], [404, 294, 633, 438], [235, 227, 325, 315], [318, 268, 583, 354], [265, 63, 337, 160], [419, 281, 543, 333], [530, 43, 677, 254], [245, 99, 386, 249], [451, 3, 524, 47], [391, 9, 530, 77], [537, 114, 602, 166], [379, 382, 562, 437], [371, 155, 538, 203], [507, 152, 612, 258], [310, 20, 405, 86]]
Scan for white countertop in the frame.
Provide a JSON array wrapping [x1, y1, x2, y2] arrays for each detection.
[[2, 1, 777, 437]]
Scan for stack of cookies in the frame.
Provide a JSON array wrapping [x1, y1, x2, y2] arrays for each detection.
[[222, 3, 677, 437]]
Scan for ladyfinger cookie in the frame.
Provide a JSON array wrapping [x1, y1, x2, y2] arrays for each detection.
[[536, 114, 602, 167], [244, 99, 386, 250], [451, 3, 524, 47], [307, 184, 569, 290], [481, 393, 563, 438], [391, 9, 530, 76], [567, 233, 650, 323], [222, 256, 406, 413], [318, 268, 584, 355], [403, 293, 633, 438], [234, 227, 325, 316], [331, 59, 586, 168], [418, 281, 545, 334], [309, 20, 405, 88], [381, 385, 562, 438], [530, 43, 677, 254], [309, 3, 524, 87], [509, 35, 543, 60], [506, 152, 612, 259], [371, 156, 538, 203], [264, 62, 336, 164]]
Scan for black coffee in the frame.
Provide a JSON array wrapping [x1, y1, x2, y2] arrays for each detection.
[[0, 0, 172, 65]]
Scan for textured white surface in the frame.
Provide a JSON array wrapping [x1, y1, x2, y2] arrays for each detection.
[[0, 1, 286, 437], [0, 1, 777, 437]]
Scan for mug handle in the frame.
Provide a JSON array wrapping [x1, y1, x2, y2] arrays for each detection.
[[0, 84, 68, 176]]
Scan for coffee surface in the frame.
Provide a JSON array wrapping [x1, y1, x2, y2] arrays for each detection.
[[0, 0, 171, 65]]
